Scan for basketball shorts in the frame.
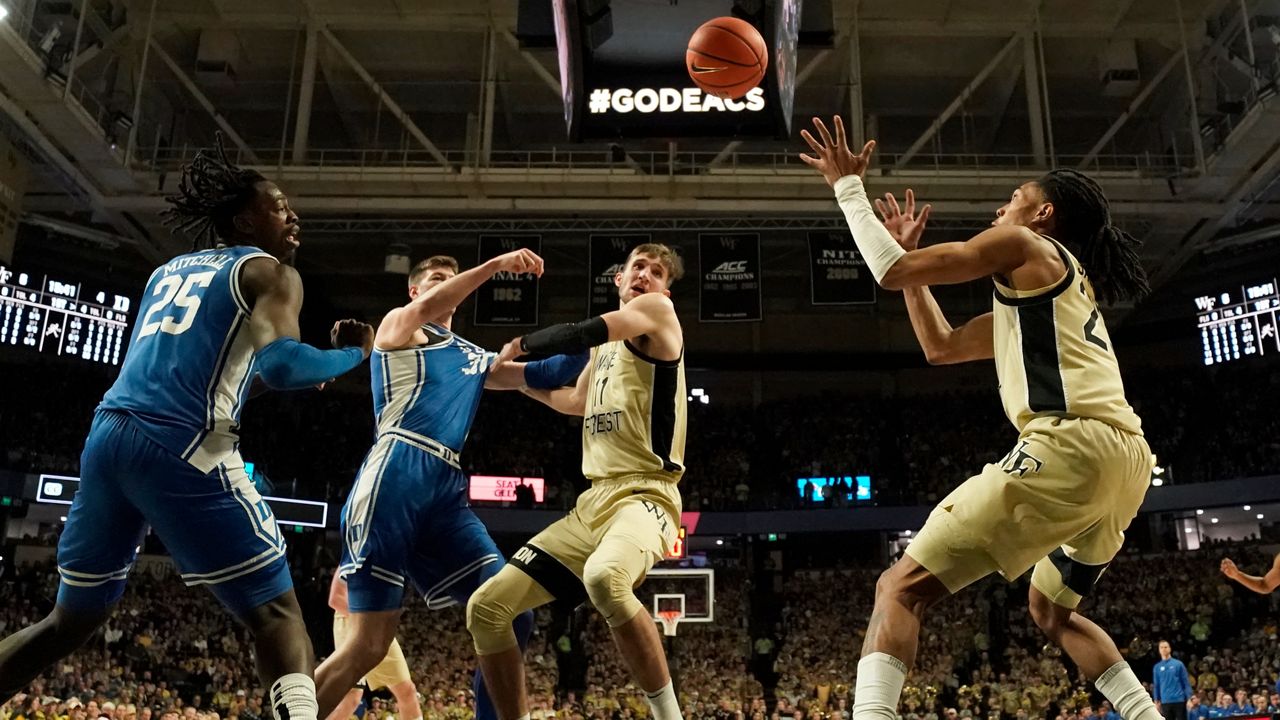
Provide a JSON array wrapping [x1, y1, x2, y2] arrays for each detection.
[[510, 475, 682, 603], [907, 415, 1152, 608], [57, 410, 291, 616], [339, 434, 502, 613], [332, 613, 412, 690]]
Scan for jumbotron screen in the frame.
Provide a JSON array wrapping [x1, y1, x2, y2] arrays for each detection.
[[0, 264, 132, 366], [1195, 278, 1279, 365], [550, 0, 803, 139]]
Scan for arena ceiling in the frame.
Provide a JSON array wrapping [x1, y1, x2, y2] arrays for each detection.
[[1, 0, 1278, 332]]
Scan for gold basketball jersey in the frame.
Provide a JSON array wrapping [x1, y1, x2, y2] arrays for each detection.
[[581, 339, 687, 483], [992, 236, 1143, 435]]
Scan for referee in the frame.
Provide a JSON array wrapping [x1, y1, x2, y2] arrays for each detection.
[[1153, 640, 1193, 720]]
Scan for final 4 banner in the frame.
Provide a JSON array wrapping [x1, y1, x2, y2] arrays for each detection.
[[589, 234, 650, 316], [699, 233, 762, 322], [807, 231, 876, 305], [474, 235, 541, 326]]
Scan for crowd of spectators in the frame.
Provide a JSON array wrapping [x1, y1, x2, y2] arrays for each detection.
[[2, 360, 1274, 511], [768, 541, 1280, 720], [5, 542, 1280, 720]]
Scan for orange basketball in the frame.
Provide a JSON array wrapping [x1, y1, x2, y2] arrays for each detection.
[[686, 17, 768, 100]]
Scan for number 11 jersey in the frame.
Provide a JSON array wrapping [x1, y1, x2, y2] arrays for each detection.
[[992, 236, 1142, 436], [100, 246, 274, 472]]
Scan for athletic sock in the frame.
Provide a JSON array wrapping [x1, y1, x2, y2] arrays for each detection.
[[270, 673, 319, 720], [1095, 661, 1163, 720], [853, 652, 908, 720], [644, 680, 682, 720]]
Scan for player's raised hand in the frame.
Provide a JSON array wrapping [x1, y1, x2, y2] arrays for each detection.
[[492, 248, 545, 277], [874, 189, 932, 251], [331, 319, 375, 358], [1221, 557, 1240, 579], [799, 115, 876, 188]]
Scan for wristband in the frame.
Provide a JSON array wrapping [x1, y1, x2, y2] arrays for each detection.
[[833, 174, 907, 284], [521, 316, 610, 356]]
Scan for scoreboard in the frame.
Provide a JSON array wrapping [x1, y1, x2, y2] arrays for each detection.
[[0, 264, 132, 366], [1195, 278, 1279, 365]]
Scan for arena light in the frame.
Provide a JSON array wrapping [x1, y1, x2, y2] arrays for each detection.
[[1184, 527, 1194, 533], [1151, 477, 1164, 487], [1243, 505, 1251, 511], [0, 5, 8, 22], [1211, 517, 1220, 524], [1152, 465, 1165, 476], [1258, 514, 1265, 520], [715, 539, 724, 546], [1196, 509, 1205, 515]]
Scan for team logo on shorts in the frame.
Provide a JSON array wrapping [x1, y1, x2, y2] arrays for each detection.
[[999, 440, 1045, 478]]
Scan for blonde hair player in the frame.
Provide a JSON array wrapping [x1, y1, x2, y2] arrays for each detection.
[[467, 243, 688, 720], [799, 116, 1159, 720]]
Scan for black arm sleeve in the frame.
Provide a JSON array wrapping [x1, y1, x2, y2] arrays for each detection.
[[520, 316, 610, 356]]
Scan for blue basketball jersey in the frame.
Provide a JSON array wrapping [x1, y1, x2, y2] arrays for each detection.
[[370, 324, 496, 452], [100, 246, 275, 472]]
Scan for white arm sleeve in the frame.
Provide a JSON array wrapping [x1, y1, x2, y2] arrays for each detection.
[[833, 174, 907, 284]]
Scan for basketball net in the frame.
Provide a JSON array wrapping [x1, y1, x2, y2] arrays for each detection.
[[657, 610, 683, 637]]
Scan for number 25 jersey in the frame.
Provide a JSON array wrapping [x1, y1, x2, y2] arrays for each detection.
[[100, 246, 275, 472], [993, 236, 1142, 436]]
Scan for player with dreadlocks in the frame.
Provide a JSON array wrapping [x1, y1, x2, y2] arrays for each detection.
[[0, 136, 375, 720], [799, 116, 1159, 720]]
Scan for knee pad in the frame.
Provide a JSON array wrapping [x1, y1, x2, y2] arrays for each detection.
[[581, 555, 645, 627], [465, 580, 520, 655]]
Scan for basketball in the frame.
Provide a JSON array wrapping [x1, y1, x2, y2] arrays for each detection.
[[686, 16, 769, 100]]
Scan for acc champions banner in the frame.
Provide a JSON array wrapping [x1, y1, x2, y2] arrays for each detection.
[[807, 231, 876, 305], [474, 235, 541, 326], [699, 233, 762, 322], [588, 234, 649, 316]]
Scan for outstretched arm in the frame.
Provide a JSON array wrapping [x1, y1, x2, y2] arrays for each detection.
[[241, 258, 373, 391], [904, 291, 995, 364], [1221, 556, 1280, 594], [485, 351, 590, 391], [873, 189, 995, 364], [377, 249, 543, 349], [494, 293, 678, 365], [519, 363, 591, 416], [799, 114, 1029, 290]]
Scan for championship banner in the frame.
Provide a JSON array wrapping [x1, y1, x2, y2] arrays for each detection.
[[807, 231, 876, 305], [588, 234, 649, 316], [474, 235, 541, 326], [0, 134, 28, 264], [699, 233, 762, 322]]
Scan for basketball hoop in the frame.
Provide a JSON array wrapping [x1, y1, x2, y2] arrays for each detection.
[[657, 609, 683, 637]]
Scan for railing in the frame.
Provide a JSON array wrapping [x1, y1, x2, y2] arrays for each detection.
[[1, 0, 116, 142], [148, 145, 1187, 177]]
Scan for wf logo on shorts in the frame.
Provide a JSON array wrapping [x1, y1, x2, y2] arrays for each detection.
[[1000, 440, 1045, 478]]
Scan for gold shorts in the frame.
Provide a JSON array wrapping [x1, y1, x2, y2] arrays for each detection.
[[906, 415, 1152, 608], [332, 614, 411, 690], [525, 475, 682, 583]]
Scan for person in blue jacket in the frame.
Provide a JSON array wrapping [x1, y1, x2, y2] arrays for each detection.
[[1154, 640, 1193, 720]]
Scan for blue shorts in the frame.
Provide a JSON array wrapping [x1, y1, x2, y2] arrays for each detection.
[[56, 410, 292, 617], [339, 435, 502, 613]]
